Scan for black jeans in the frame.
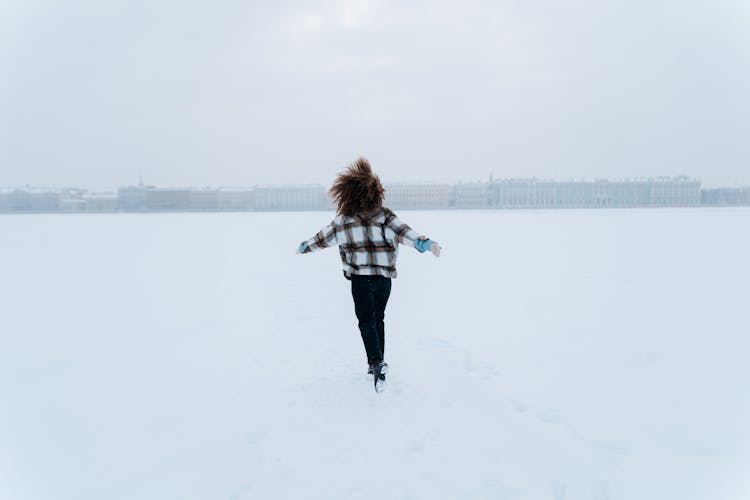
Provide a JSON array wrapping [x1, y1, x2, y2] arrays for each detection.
[[350, 274, 392, 365]]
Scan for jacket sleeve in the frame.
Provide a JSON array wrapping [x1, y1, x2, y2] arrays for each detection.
[[299, 220, 338, 253], [384, 211, 428, 250]]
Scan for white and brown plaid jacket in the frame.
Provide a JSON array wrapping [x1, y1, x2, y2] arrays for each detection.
[[299, 207, 428, 278]]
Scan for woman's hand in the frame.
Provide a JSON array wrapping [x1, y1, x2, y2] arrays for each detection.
[[430, 242, 442, 257]]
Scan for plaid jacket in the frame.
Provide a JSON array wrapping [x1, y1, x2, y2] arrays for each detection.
[[299, 207, 428, 278]]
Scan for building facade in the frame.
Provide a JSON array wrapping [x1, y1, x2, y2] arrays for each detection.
[[452, 182, 490, 208], [217, 189, 254, 211], [384, 184, 451, 210], [254, 185, 329, 211], [0, 188, 60, 212]]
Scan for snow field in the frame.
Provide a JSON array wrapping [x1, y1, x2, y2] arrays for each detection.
[[1, 208, 749, 499]]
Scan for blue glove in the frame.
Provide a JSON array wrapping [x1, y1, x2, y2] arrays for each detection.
[[297, 242, 308, 254], [414, 238, 432, 253]]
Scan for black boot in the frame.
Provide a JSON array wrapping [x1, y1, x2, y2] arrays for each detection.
[[371, 361, 388, 393], [368, 361, 388, 375]]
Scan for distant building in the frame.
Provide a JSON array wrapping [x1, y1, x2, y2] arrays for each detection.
[[29, 189, 60, 211], [217, 188, 254, 211], [117, 186, 192, 211], [384, 184, 450, 210], [0, 188, 60, 212], [59, 198, 87, 212], [558, 181, 596, 208], [254, 185, 328, 211], [83, 193, 118, 212], [453, 182, 490, 208], [0, 189, 27, 212], [146, 188, 191, 211], [604, 180, 650, 207], [118, 186, 149, 211], [489, 176, 700, 208], [701, 187, 750, 206], [649, 176, 700, 206], [189, 189, 219, 210], [492, 179, 561, 208]]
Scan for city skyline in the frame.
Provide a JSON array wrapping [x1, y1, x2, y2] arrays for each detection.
[[6, 175, 750, 213]]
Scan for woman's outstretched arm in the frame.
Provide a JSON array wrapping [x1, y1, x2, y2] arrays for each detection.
[[384, 211, 441, 257], [297, 220, 338, 254]]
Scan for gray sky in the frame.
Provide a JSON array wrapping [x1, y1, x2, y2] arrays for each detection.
[[1, 0, 749, 190]]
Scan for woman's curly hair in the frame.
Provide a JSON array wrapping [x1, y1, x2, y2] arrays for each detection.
[[330, 157, 385, 216]]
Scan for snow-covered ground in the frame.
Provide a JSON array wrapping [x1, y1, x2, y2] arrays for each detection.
[[1, 208, 749, 500]]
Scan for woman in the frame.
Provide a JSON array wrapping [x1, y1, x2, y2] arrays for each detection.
[[297, 158, 441, 392]]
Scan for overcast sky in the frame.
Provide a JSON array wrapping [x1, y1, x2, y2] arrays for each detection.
[[1, 0, 748, 190]]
